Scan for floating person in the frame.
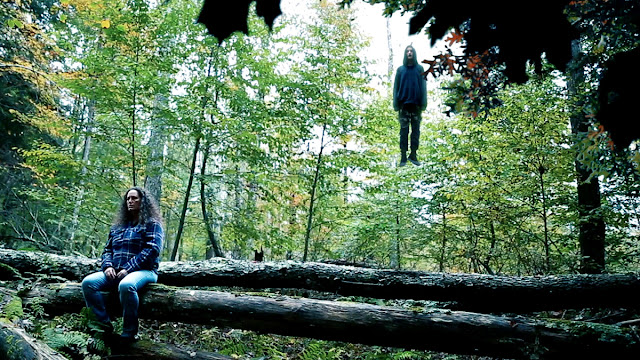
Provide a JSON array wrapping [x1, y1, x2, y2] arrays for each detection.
[[393, 45, 427, 167]]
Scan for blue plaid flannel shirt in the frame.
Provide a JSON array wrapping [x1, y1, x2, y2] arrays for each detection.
[[100, 220, 164, 273]]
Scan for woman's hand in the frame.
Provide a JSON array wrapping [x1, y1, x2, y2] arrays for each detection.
[[104, 267, 117, 280], [116, 268, 128, 279]]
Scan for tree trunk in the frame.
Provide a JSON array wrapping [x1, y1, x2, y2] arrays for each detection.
[[386, 16, 393, 80], [439, 204, 447, 272], [389, 212, 400, 269], [69, 99, 94, 250], [170, 136, 201, 261], [3, 249, 640, 312], [18, 283, 640, 360], [303, 123, 327, 262], [567, 39, 606, 274], [144, 93, 168, 204], [130, 46, 140, 187], [482, 221, 496, 275], [539, 163, 551, 272], [200, 144, 224, 258]]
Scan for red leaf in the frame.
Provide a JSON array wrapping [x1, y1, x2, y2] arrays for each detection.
[[445, 28, 464, 46]]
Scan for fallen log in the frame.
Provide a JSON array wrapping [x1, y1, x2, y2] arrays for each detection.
[[0, 323, 68, 360], [108, 340, 232, 360], [2, 248, 640, 311], [0, 249, 98, 281], [17, 283, 640, 359]]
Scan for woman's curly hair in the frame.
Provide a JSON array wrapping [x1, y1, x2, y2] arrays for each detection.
[[113, 187, 163, 226]]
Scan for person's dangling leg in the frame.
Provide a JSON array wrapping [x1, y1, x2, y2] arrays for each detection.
[[82, 271, 115, 334], [118, 270, 158, 340], [408, 111, 422, 166], [398, 109, 410, 167]]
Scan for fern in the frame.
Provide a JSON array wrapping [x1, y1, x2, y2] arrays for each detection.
[[300, 341, 343, 360], [87, 337, 109, 355], [219, 340, 250, 357], [251, 336, 288, 359], [42, 328, 90, 351], [24, 297, 47, 319], [391, 350, 428, 360]]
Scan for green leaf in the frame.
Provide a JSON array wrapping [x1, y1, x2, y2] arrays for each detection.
[[7, 18, 24, 29]]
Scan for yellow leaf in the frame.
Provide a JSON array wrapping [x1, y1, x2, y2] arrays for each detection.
[[101, 19, 110, 28]]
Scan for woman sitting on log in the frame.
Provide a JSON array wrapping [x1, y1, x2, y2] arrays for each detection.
[[81, 186, 164, 344]]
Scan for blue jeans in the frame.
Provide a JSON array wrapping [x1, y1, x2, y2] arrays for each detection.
[[81, 270, 157, 337]]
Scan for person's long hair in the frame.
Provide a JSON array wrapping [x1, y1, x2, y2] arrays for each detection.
[[403, 45, 418, 66], [113, 187, 163, 226]]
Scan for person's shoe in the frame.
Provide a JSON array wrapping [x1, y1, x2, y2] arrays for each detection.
[[399, 152, 407, 167], [118, 334, 138, 346], [408, 151, 421, 166]]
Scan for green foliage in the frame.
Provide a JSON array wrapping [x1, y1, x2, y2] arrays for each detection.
[[0, 296, 24, 322], [31, 311, 109, 359], [21, 295, 46, 320], [42, 327, 89, 353], [300, 340, 344, 360]]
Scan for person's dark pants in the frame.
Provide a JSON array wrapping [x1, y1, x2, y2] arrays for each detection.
[[398, 106, 421, 152]]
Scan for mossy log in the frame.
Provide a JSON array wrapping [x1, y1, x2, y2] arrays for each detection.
[[3, 249, 640, 311], [0, 249, 98, 281], [109, 339, 232, 359], [1, 290, 65, 360], [0, 323, 69, 360], [18, 282, 640, 359]]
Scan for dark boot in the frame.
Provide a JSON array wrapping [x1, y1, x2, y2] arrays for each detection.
[[399, 151, 407, 167], [88, 320, 116, 347], [118, 334, 138, 346], [408, 150, 421, 166]]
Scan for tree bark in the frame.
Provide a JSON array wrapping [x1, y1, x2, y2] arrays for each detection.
[[18, 283, 640, 360], [3, 249, 640, 312]]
